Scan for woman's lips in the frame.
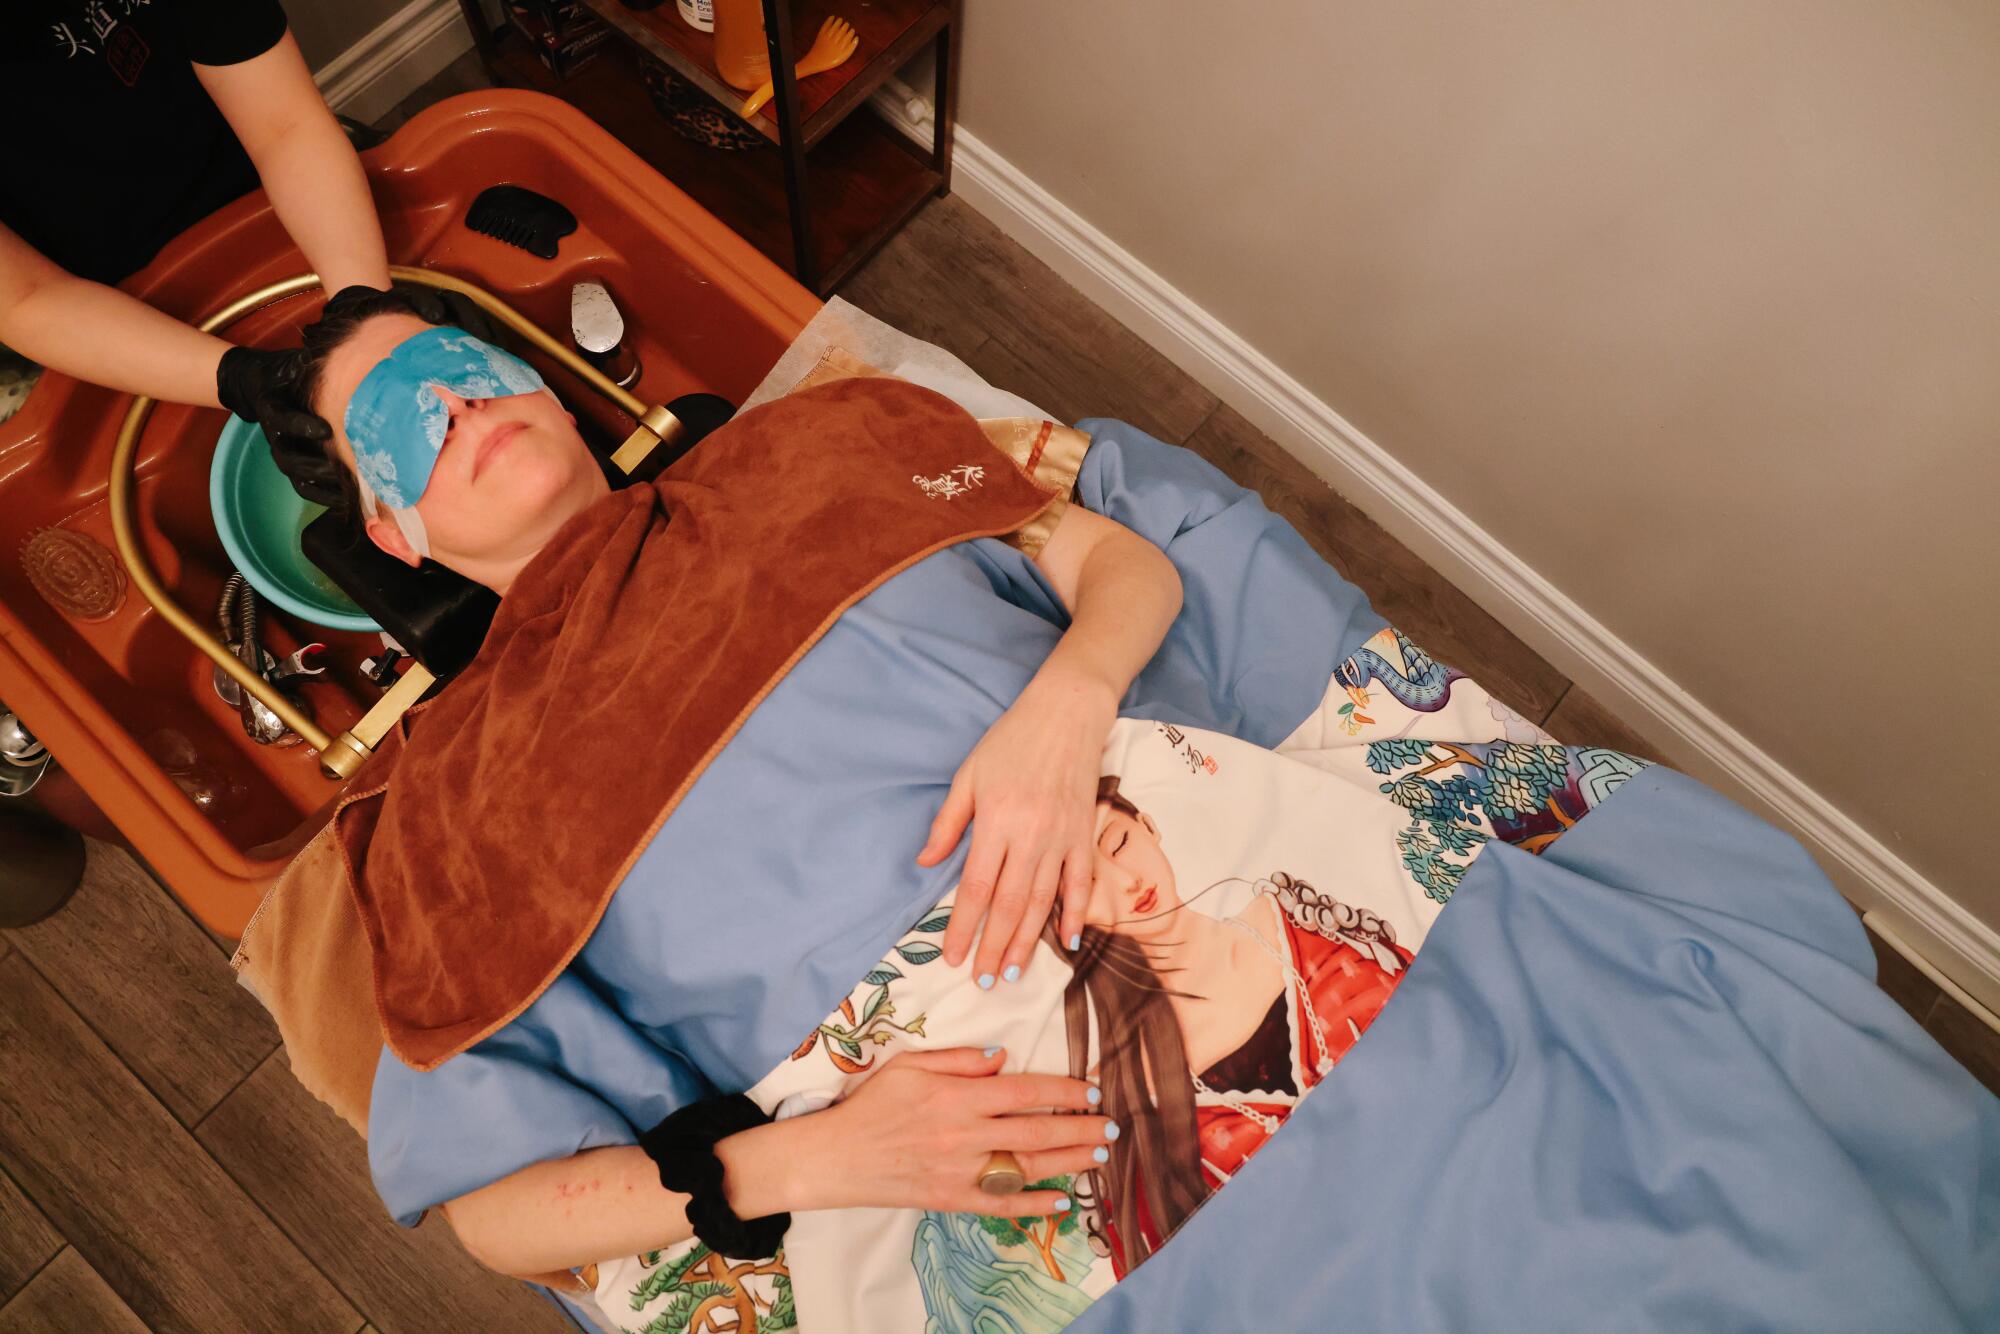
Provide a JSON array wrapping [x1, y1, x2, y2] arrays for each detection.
[[1133, 885, 1158, 916], [472, 421, 524, 479]]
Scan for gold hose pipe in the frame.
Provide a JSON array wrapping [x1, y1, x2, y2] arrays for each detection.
[[109, 268, 686, 782]]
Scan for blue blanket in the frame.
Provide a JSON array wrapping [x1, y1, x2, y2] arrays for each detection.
[[367, 421, 1998, 1332], [1073, 765, 1999, 1332]]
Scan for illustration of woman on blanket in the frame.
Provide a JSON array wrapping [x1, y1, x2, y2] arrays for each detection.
[[1046, 775, 1414, 1277]]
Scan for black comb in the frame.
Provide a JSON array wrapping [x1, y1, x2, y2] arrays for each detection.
[[465, 185, 577, 259]]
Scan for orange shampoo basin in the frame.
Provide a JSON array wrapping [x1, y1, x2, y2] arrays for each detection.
[[0, 92, 820, 935]]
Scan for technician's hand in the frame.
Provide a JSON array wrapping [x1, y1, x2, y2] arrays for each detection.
[[245, 284, 458, 510], [216, 343, 330, 450], [790, 1048, 1111, 1217], [918, 664, 1116, 986]]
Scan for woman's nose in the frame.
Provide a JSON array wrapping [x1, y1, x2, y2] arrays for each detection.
[[432, 387, 481, 415], [1092, 849, 1132, 890]]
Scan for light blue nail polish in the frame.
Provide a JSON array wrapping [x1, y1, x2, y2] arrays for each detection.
[[1105, 1121, 1121, 1141], [1093, 1146, 1109, 1164], [1068, 934, 1082, 951], [1053, 1196, 1072, 1212], [983, 1045, 1002, 1058], [977, 973, 995, 990], [1086, 1086, 1102, 1106], [1002, 964, 1021, 983]]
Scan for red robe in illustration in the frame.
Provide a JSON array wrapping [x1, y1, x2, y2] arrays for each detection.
[[1194, 915, 1413, 1188], [1109, 902, 1413, 1275]]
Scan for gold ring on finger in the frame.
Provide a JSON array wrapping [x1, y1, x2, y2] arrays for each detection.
[[976, 1149, 1026, 1195]]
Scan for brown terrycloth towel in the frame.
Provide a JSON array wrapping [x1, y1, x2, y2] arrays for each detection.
[[336, 376, 1063, 1070], [233, 818, 383, 1135]]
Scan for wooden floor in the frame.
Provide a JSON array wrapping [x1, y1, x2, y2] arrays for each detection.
[[3, 57, 1995, 1332]]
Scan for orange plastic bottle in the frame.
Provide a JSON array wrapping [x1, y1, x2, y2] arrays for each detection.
[[712, 0, 769, 91]]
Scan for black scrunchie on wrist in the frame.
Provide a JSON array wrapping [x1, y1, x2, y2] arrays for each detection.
[[638, 1095, 790, 1259]]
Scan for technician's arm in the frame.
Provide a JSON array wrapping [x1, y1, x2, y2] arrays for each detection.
[[0, 32, 389, 409], [0, 221, 230, 406], [197, 32, 391, 296]]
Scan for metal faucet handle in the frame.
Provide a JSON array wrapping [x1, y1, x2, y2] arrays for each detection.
[[240, 691, 296, 746], [269, 643, 328, 686], [211, 574, 309, 746], [570, 281, 625, 354], [571, 281, 639, 389], [0, 703, 53, 797], [211, 649, 298, 745], [0, 711, 47, 766]]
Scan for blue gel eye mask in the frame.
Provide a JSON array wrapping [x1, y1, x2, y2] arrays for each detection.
[[342, 326, 546, 510]]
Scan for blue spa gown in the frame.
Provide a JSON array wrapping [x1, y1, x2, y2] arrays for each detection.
[[367, 420, 1384, 1222], [368, 423, 2000, 1332]]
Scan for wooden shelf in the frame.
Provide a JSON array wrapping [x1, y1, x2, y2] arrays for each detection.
[[482, 26, 941, 291], [580, 0, 951, 152]]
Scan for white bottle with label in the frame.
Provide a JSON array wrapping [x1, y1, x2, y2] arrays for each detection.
[[677, 0, 714, 31]]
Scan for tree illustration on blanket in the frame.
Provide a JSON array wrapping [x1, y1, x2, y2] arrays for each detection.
[[627, 1244, 795, 1334], [1368, 739, 1646, 903], [913, 1185, 1095, 1334], [977, 1177, 1085, 1282]]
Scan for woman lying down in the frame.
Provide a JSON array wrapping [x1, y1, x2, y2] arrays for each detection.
[[245, 292, 1999, 1334]]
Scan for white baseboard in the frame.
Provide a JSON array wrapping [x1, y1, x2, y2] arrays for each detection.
[[867, 84, 2000, 1012], [315, 0, 477, 126]]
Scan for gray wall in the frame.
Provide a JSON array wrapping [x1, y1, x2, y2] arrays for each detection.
[[947, 2, 2000, 937], [286, 0, 412, 70]]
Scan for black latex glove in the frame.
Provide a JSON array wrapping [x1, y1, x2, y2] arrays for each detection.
[[215, 343, 349, 509], [258, 282, 460, 510], [216, 343, 323, 440], [240, 283, 451, 510]]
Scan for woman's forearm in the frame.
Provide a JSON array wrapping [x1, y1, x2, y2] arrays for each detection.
[[1035, 525, 1183, 704], [442, 1120, 809, 1277], [443, 1053, 1102, 1277], [925, 509, 1185, 969], [0, 227, 229, 405]]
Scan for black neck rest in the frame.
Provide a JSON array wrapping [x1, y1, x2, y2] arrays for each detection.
[[300, 392, 736, 678]]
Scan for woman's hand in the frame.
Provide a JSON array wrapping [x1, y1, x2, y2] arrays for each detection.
[[788, 1048, 1113, 1218], [917, 505, 1183, 984], [441, 1052, 1114, 1275], [918, 663, 1117, 987]]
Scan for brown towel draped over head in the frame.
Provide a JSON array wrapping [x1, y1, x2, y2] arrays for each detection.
[[330, 375, 1067, 1070]]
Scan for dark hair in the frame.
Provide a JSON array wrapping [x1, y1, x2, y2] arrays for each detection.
[[1096, 773, 1141, 821], [296, 286, 428, 412], [270, 288, 435, 517], [1047, 779, 1209, 1272], [1048, 925, 1207, 1272]]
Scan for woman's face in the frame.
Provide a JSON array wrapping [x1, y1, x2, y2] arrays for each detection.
[[1085, 801, 1183, 943], [316, 313, 606, 584]]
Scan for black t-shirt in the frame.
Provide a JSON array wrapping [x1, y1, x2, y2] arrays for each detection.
[[1, 0, 291, 285]]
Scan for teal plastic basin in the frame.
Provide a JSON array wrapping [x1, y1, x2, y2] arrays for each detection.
[[208, 416, 379, 633]]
